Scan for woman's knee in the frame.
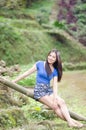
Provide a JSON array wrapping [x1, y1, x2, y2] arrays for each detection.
[[58, 98, 66, 106], [51, 103, 59, 111]]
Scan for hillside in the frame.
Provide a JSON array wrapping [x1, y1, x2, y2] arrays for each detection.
[[0, 0, 86, 67]]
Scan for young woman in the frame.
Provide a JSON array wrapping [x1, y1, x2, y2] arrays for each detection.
[[13, 49, 83, 128]]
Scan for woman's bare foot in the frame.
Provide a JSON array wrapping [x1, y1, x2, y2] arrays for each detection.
[[72, 119, 83, 128], [68, 121, 83, 128], [68, 123, 78, 128]]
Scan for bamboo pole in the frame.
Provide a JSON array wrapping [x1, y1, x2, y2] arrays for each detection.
[[0, 76, 86, 121]]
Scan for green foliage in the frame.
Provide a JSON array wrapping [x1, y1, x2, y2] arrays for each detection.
[[0, 8, 34, 19], [29, 0, 54, 9], [53, 20, 66, 29], [0, 108, 27, 129], [56, 1, 86, 46], [0, 19, 21, 43], [63, 62, 86, 71], [18, 75, 36, 86], [74, 3, 86, 45], [28, 0, 54, 24], [77, 14, 86, 24], [30, 108, 55, 120], [0, 19, 24, 65], [75, 3, 86, 11], [0, 17, 59, 65], [0, 0, 86, 66], [36, 8, 50, 24], [22, 99, 55, 121], [0, 0, 26, 10], [11, 19, 41, 29]]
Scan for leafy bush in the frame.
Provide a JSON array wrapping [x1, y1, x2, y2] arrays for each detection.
[[53, 20, 66, 29]]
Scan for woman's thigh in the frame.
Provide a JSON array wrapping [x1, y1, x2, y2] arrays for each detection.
[[49, 94, 65, 107], [39, 94, 65, 109], [39, 94, 54, 109]]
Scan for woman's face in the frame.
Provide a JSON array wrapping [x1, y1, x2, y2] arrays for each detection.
[[47, 52, 56, 64]]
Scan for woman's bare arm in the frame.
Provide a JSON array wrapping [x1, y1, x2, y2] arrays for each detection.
[[53, 76, 58, 99], [13, 64, 37, 83]]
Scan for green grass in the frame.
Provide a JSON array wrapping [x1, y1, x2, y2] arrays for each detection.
[[28, 0, 55, 13], [0, 0, 86, 67]]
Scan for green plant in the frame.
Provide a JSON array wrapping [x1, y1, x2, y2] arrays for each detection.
[[53, 20, 66, 29]]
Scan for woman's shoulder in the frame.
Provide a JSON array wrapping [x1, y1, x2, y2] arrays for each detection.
[[36, 60, 45, 66], [36, 60, 44, 64]]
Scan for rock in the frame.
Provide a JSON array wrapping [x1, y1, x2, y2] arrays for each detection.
[[0, 60, 6, 67]]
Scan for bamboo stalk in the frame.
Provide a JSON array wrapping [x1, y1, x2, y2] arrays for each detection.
[[0, 76, 86, 121]]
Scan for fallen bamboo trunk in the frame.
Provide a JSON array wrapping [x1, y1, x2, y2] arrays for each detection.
[[0, 76, 86, 121]]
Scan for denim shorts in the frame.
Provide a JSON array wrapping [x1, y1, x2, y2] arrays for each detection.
[[34, 83, 53, 100]]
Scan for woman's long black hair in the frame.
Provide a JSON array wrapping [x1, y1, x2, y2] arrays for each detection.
[[45, 49, 62, 82]]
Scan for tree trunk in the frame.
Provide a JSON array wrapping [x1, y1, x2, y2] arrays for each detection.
[[0, 76, 86, 121]]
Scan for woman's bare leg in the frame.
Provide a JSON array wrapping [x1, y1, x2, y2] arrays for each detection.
[[55, 96, 83, 127], [39, 94, 83, 128], [39, 95, 65, 120]]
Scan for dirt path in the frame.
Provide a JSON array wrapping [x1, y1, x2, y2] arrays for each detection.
[[59, 70, 86, 116]]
